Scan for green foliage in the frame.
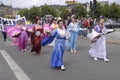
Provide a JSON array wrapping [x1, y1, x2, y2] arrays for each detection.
[[28, 6, 41, 21], [40, 5, 57, 17], [18, 3, 120, 21], [59, 6, 69, 19], [94, 3, 103, 18], [71, 4, 87, 18], [89, 2, 120, 19], [18, 6, 41, 21], [101, 4, 110, 18], [18, 8, 29, 19], [109, 3, 120, 19]]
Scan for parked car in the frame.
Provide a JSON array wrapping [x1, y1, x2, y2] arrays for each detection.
[[104, 20, 120, 28]]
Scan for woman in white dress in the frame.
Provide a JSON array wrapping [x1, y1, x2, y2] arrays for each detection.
[[89, 16, 110, 62]]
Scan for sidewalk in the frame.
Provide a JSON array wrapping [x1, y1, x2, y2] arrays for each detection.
[[80, 28, 120, 45], [106, 31, 120, 44]]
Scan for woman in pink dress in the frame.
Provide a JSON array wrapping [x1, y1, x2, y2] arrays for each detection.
[[18, 21, 28, 51], [42, 20, 51, 38]]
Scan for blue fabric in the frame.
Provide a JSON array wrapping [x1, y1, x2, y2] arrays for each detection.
[[69, 31, 78, 49], [51, 39, 65, 67], [68, 22, 79, 32], [41, 36, 55, 46], [94, 25, 100, 33], [41, 30, 57, 46], [78, 30, 87, 37], [68, 22, 79, 49], [94, 24, 107, 34], [41, 29, 66, 68]]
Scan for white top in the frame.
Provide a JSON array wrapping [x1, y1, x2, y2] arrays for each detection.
[[22, 26, 27, 30], [58, 28, 66, 37]]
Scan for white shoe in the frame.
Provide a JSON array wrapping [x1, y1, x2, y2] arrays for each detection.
[[61, 65, 66, 71], [93, 57, 98, 61], [21, 49, 24, 52], [70, 49, 73, 53], [73, 49, 77, 53], [104, 58, 110, 62], [24, 49, 27, 51]]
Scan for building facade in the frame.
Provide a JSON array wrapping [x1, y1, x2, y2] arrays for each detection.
[[0, 4, 20, 18]]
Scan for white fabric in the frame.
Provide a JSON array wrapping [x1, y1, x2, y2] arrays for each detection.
[[35, 31, 41, 36], [69, 23, 79, 32], [89, 35, 106, 59], [22, 27, 27, 30], [87, 29, 100, 41], [58, 28, 65, 37], [1, 24, 5, 32]]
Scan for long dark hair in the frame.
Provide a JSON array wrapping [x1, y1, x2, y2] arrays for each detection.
[[57, 20, 63, 24]]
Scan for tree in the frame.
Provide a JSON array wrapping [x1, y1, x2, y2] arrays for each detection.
[[18, 8, 29, 19], [40, 5, 58, 17], [94, 3, 103, 18], [28, 6, 41, 21], [101, 4, 110, 18], [59, 6, 69, 19], [71, 4, 87, 18], [109, 3, 120, 19]]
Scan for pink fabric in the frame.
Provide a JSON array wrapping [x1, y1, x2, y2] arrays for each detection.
[[13, 38, 19, 46], [5, 26, 15, 33], [27, 26, 33, 32], [8, 28, 21, 38], [43, 24, 51, 30]]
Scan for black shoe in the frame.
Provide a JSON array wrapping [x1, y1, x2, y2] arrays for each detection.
[[55, 66, 61, 69]]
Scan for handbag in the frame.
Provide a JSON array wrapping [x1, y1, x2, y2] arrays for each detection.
[[87, 29, 100, 42]]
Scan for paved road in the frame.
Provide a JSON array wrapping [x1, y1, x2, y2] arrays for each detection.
[[106, 29, 120, 44], [0, 32, 120, 80]]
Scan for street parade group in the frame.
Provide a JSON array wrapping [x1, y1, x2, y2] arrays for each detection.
[[1, 15, 110, 71]]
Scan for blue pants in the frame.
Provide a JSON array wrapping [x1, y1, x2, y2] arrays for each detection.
[[78, 30, 87, 37], [69, 31, 78, 49]]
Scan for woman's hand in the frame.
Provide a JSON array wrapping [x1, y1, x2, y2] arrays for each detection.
[[91, 38, 97, 43]]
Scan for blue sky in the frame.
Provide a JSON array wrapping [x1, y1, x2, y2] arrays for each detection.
[[0, 0, 119, 8]]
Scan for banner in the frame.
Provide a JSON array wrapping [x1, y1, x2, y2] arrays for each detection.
[[0, 16, 26, 25]]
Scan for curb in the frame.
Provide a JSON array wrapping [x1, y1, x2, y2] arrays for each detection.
[[106, 37, 120, 45], [106, 41, 120, 45], [79, 37, 120, 45]]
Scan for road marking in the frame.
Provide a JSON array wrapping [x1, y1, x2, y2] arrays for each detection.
[[0, 50, 31, 80], [0, 65, 1, 70]]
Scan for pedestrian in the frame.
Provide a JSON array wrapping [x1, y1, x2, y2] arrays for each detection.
[[89, 16, 110, 62], [18, 21, 28, 51], [68, 15, 79, 53], [48, 18, 58, 47], [42, 20, 68, 71], [1, 21, 7, 41], [31, 19, 44, 55], [67, 16, 72, 26], [42, 19, 51, 38], [13, 21, 21, 46]]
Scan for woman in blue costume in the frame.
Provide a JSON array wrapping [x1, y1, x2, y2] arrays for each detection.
[[68, 15, 79, 53], [42, 20, 68, 71]]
